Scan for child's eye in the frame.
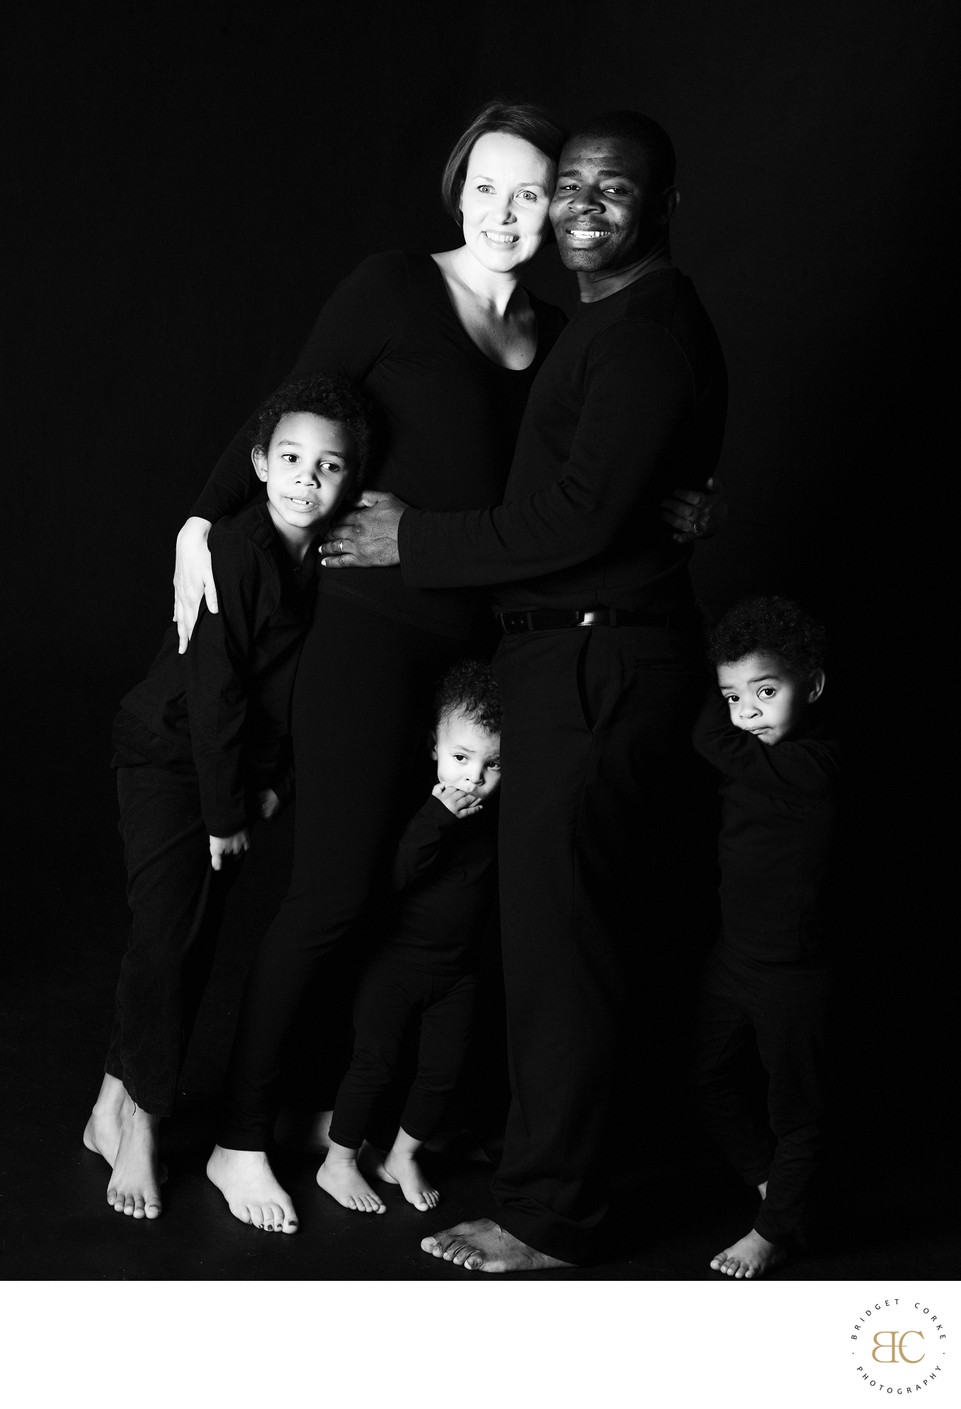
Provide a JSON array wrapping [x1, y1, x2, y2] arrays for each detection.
[[758, 687, 776, 699], [452, 754, 467, 763], [488, 761, 501, 771], [724, 694, 738, 705], [320, 461, 345, 475], [282, 453, 299, 463]]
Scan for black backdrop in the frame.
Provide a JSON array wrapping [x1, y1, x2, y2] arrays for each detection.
[[6, 1, 955, 1143]]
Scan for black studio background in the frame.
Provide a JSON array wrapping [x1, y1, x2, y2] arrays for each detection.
[[5, 0, 956, 1240]]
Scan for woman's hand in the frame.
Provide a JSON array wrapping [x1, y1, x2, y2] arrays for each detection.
[[174, 517, 217, 653], [209, 828, 250, 871], [661, 477, 725, 544], [320, 491, 407, 568]]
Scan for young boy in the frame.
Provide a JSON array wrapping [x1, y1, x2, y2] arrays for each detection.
[[692, 595, 840, 1278], [317, 659, 501, 1215], [83, 373, 371, 1220]]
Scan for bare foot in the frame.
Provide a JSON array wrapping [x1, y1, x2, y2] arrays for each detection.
[[206, 1145, 299, 1233], [710, 1227, 787, 1279], [420, 1218, 573, 1272], [103, 1094, 163, 1219], [84, 1077, 165, 1219], [273, 1107, 333, 1153], [376, 1148, 440, 1212], [316, 1152, 386, 1213]]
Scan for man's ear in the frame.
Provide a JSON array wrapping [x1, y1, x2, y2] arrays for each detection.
[[807, 669, 826, 704], [252, 446, 268, 483], [661, 186, 680, 225]]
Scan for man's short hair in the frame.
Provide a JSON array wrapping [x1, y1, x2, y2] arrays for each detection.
[[708, 596, 827, 680], [572, 110, 676, 189]]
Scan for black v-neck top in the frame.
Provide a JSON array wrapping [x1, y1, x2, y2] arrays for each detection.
[[192, 251, 566, 637]]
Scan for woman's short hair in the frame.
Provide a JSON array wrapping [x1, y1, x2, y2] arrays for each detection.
[[440, 100, 567, 224]]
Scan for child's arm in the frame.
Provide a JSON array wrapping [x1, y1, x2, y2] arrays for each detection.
[[185, 528, 275, 843], [391, 793, 462, 891], [693, 688, 839, 796]]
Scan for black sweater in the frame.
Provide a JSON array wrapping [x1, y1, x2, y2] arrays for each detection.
[[115, 502, 316, 836], [376, 795, 498, 975], [398, 267, 727, 613], [692, 691, 841, 963], [191, 251, 566, 637]]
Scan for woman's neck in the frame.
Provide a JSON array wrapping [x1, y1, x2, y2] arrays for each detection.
[[438, 245, 522, 317]]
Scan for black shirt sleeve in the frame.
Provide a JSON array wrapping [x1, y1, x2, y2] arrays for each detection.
[[692, 689, 839, 798], [390, 795, 460, 892], [184, 530, 277, 835], [398, 318, 691, 589]]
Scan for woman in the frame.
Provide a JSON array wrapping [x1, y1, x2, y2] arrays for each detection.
[[177, 102, 710, 1232]]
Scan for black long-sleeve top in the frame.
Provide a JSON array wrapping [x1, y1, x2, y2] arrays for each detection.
[[398, 267, 728, 613], [115, 501, 316, 836], [376, 795, 498, 975], [692, 690, 841, 963], [190, 251, 566, 638]]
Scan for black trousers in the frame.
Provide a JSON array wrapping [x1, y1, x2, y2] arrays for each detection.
[[106, 763, 236, 1116], [489, 620, 705, 1264], [327, 955, 475, 1150], [694, 944, 832, 1244], [216, 593, 466, 1149]]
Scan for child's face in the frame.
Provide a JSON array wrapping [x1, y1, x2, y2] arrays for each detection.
[[432, 710, 502, 802], [717, 652, 824, 746], [252, 412, 356, 541]]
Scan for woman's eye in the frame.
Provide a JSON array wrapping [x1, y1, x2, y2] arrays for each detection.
[[517, 190, 538, 202], [476, 183, 493, 194]]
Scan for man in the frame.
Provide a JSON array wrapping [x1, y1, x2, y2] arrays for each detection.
[[322, 111, 727, 1271]]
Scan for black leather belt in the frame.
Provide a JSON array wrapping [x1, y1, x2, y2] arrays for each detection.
[[495, 607, 673, 633]]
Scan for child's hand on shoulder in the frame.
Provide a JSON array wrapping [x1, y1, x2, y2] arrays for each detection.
[[209, 829, 251, 870], [433, 782, 482, 818]]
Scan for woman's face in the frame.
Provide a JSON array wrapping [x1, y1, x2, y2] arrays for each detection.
[[458, 130, 556, 273]]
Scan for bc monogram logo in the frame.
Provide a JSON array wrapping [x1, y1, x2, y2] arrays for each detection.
[[849, 1296, 949, 1396], [872, 1330, 925, 1364]]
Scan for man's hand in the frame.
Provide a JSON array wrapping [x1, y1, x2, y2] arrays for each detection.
[[209, 828, 250, 871], [660, 476, 726, 544], [174, 517, 218, 653], [432, 782, 483, 818], [256, 788, 282, 821], [320, 491, 408, 567]]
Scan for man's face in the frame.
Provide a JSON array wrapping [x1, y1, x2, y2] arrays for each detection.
[[549, 134, 670, 274]]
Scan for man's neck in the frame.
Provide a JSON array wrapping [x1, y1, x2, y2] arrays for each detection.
[[576, 238, 673, 304]]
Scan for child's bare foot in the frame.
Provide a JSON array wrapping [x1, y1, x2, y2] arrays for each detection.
[[378, 1147, 440, 1211], [84, 1076, 164, 1219], [273, 1107, 333, 1153], [710, 1227, 787, 1279], [206, 1146, 299, 1232], [421, 1218, 574, 1272], [316, 1149, 386, 1213]]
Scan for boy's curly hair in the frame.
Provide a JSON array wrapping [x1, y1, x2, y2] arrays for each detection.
[[708, 596, 826, 680], [435, 659, 502, 737], [250, 373, 374, 486]]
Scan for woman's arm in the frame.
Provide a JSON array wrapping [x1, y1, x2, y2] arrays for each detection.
[[173, 252, 405, 648]]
